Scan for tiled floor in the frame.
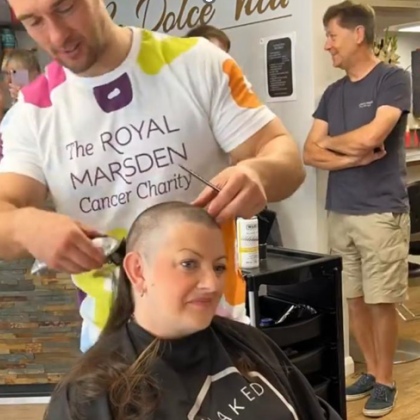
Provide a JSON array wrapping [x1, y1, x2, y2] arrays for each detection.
[[346, 284, 420, 420]]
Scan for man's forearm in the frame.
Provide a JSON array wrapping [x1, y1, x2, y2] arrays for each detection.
[[238, 135, 306, 202], [304, 143, 356, 171], [0, 204, 32, 260], [318, 124, 378, 156]]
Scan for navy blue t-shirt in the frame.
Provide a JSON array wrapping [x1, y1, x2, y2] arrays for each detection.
[[314, 63, 411, 215]]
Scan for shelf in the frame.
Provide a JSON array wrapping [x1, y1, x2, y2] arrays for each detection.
[[242, 246, 341, 288], [406, 149, 420, 163], [259, 295, 324, 347]]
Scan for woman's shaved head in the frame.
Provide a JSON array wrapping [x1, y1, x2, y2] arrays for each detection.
[[126, 201, 220, 262]]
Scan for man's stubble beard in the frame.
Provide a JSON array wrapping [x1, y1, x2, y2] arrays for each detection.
[[57, 20, 106, 75], [56, 38, 102, 75]]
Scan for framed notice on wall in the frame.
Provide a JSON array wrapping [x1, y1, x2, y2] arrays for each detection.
[[261, 33, 297, 103]]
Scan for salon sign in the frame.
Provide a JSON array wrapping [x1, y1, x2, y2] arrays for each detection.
[[106, 0, 292, 34]]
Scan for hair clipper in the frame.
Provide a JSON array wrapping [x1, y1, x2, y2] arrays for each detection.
[[30, 236, 127, 276]]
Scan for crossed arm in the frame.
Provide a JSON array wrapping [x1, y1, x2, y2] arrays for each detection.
[[304, 105, 402, 171]]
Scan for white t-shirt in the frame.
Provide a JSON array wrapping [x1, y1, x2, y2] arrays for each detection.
[[1, 28, 275, 351], [0, 105, 15, 133], [0, 106, 16, 162]]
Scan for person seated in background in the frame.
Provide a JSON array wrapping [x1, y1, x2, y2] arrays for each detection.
[[0, 48, 41, 141], [44, 202, 341, 420], [186, 24, 231, 53]]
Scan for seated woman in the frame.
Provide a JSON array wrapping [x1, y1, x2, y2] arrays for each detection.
[[45, 202, 341, 420]]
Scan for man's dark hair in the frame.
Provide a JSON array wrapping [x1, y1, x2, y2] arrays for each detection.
[[185, 25, 231, 52], [323, 1, 376, 46]]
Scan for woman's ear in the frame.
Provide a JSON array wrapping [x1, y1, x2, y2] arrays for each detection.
[[123, 252, 147, 295]]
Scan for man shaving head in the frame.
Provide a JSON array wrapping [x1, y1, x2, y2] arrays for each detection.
[[2, 0, 303, 356]]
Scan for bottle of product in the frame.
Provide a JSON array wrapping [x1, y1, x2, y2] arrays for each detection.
[[236, 216, 259, 269], [1, 28, 16, 52]]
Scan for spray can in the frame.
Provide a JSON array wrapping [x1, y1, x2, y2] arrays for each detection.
[[236, 216, 259, 269]]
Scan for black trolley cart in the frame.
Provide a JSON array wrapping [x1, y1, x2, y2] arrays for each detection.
[[243, 246, 346, 420]]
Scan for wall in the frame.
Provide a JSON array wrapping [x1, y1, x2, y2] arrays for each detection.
[[226, 3, 320, 253], [15, 31, 50, 70], [0, 259, 81, 386], [396, 33, 420, 71], [375, 7, 420, 33], [0, 0, 11, 22]]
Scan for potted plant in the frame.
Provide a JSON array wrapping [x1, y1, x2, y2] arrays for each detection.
[[374, 29, 400, 65]]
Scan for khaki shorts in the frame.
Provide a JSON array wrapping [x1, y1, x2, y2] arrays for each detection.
[[328, 212, 410, 304]]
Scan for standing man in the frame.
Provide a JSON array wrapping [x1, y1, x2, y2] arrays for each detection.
[[0, 0, 305, 351], [304, 1, 411, 418]]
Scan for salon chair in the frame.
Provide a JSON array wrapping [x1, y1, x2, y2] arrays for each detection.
[[352, 181, 420, 364], [398, 180, 420, 322], [393, 180, 420, 363]]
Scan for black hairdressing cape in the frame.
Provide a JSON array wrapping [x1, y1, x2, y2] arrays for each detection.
[[45, 317, 342, 420]]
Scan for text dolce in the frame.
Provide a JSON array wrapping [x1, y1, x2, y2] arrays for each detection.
[[107, 0, 290, 33]]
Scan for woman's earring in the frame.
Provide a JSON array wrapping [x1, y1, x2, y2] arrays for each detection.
[[140, 290, 145, 298]]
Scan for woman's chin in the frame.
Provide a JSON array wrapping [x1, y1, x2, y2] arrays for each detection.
[[182, 313, 215, 334]]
